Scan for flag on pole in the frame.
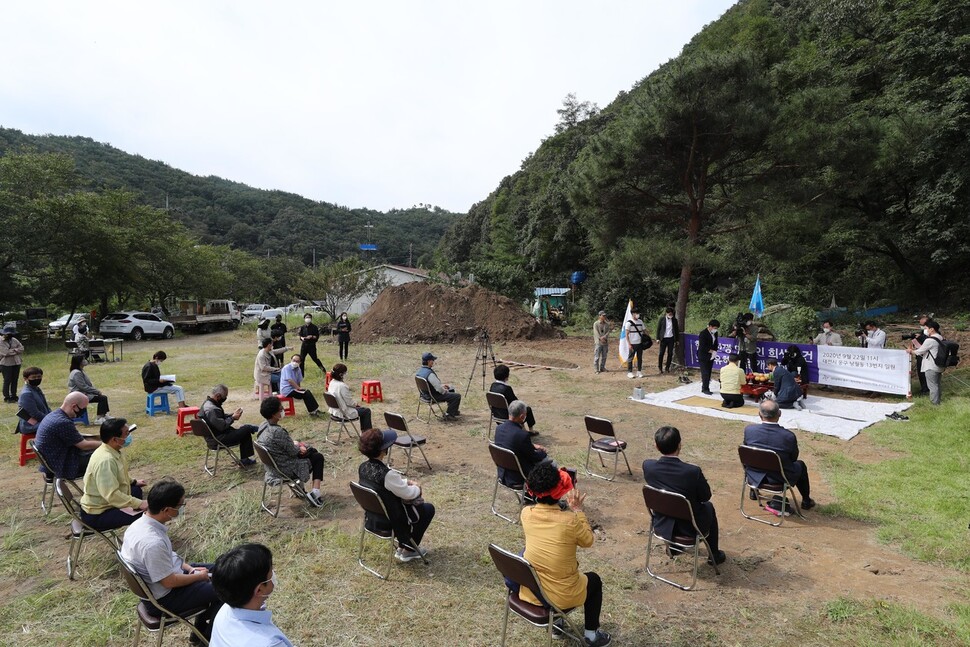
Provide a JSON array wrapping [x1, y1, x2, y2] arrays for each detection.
[[749, 275, 764, 317], [617, 299, 634, 363]]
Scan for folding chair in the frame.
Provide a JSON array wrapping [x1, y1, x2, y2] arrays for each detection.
[[384, 411, 431, 476], [642, 484, 721, 591], [87, 339, 108, 363], [583, 415, 632, 481], [189, 419, 241, 477], [252, 443, 315, 518], [54, 479, 121, 580], [487, 443, 534, 524], [349, 481, 428, 580], [485, 391, 510, 442], [31, 440, 82, 516], [322, 392, 361, 444], [64, 340, 82, 358], [487, 543, 585, 646], [738, 445, 805, 526], [414, 376, 446, 423], [114, 550, 210, 646]]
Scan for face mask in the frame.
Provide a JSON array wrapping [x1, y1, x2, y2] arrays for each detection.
[[290, 361, 300, 369], [177, 504, 185, 517], [123, 434, 134, 448], [922, 327, 929, 335], [823, 327, 831, 333], [28, 378, 42, 387], [666, 314, 673, 319], [304, 318, 312, 323], [74, 407, 87, 418], [711, 329, 718, 335]]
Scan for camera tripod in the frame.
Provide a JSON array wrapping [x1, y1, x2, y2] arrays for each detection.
[[464, 329, 498, 397]]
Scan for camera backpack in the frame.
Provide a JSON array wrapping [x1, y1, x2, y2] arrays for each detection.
[[930, 337, 959, 369]]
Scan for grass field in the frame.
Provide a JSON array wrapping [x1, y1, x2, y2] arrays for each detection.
[[1, 328, 969, 646]]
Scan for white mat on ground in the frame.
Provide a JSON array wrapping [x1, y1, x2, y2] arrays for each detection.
[[631, 381, 912, 440]]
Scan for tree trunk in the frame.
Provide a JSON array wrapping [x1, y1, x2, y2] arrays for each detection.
[[674, 262, 692, 365]]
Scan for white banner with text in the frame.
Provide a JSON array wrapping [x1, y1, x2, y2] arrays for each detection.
[[816, 346, 910, 395]]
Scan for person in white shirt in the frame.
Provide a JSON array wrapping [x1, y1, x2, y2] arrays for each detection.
[[812, 320, 843, 346], [907, 319, 945, 405], [326, 363, 373, 430], [864, 321, 886, 349], [624, 309, 647, 379], [120, 480, 222, 644], [210, 543, 293, 647]]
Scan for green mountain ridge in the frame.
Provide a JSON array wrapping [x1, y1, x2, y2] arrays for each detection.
[[0, 127, 458, 268]]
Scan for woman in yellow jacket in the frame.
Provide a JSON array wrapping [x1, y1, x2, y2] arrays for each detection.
[[521, 462, 612, 647]]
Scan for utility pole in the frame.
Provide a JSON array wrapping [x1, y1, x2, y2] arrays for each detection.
[[408, 243, 413, 267], [312, 248, 316, 269]]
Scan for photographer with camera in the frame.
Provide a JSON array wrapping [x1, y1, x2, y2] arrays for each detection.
[[906, 319, 944, 404], [732, 313, 759, 375], [864, 321, 886, 349], [902, 314, 931, 395]]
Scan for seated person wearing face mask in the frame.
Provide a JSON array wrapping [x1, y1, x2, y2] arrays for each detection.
[[80, 418, 147, 531], [17, 366, 51, 435], [210, 543, 293, 647], [120, 480, 223, 644], [200, 385, 259, 467], [34, 392, 101, 479], [279, 355, 321, 416]]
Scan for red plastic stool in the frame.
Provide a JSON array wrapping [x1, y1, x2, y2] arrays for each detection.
[[361, 380, 383, 403], [20, 432, 37, 466], [276, 394, 296, 417], [325, 371, 332, 391], [176, 407, 200, 436]]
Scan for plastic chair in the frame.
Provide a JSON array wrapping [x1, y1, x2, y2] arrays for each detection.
[[322, 392, 360, 444], [114, 550, 209, 646], [583, 415, 633, 481], [383, 412, 431, 476], [252, 443, 316, 518], [54, 479, 121, 580], [72, 409, 90, 426], [189, 419, 241, 476], [414, 375, 445, 423], [176, 407, 200, 436], [349, 481, 428, 580], [275, 394, 296, 417], [361, 380, 383, 403], [487, 543, 584, 646], [145, 392, 171, 416], [738, 445, 806, 526], [487, 443, 534, 524], [485, 391, 510, 442], [19, 432, 37, 466], [642, 484, 721, 590]]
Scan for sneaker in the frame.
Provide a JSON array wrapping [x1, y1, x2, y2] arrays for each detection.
[[707, 550, 727, 566], [636, 372, 643, 378], [586, 629, 612, 647], [626, 372, 634, 379], [239, 458, 257, 467], [552, 618, 566, 640], [765, 500, 791, 517], [801, 497, 816, 510], [305, 491, 323, 507], [93, 417, 106, 425], [308, 409, 321, 417], [394, 548, 424, 563]]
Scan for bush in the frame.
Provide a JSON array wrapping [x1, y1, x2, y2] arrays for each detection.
[[763, 305, 818, 342]]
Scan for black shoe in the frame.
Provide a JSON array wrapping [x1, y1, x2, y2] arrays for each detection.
[[801, 498, 816, 510], [707, 550, 727, 566], [239, 457, 257, 467], [665, 545, 684, 558], [748, 489, 758, 501], [701, 390, 713, 395], [586, 629, 612, 647]]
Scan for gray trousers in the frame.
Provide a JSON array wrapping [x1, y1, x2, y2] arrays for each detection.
[[594, 343, 608, 371], [925, 370, 942, 405]]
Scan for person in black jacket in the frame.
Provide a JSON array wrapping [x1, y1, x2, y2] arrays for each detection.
[[141, 351, 187, 408], [494, 400, 549, 488], [297, 314, 326, 375], [782, 345, 809, 389], [336, 312, 351, 361], [270, 314, 287, 348], [696, 320, 720, 395], [488, 364, 536, 433], [655, 307, 679, 374], [642, 426, 725, 564]]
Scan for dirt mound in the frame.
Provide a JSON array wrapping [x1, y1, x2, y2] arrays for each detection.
[[354, 282, 566, 343]]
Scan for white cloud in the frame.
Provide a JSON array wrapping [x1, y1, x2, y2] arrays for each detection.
[[1, 0, 737, 212]]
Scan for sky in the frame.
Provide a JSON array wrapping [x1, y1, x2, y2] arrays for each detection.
[[2, 1, 737, 213]]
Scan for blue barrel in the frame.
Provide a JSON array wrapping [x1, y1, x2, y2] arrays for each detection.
[[570, 271, 587, 285]]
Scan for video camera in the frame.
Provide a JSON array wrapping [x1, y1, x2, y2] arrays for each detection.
[[730, 312, 748, 337]]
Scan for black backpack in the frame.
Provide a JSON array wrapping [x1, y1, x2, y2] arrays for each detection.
[[930, 337, 959, 369]]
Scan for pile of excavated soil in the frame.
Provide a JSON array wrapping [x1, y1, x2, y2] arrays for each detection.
[[354, 282, 566, 343]]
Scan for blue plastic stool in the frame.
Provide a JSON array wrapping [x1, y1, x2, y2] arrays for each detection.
[[72, 410, 90, 426], [146, 392, 171, 416]]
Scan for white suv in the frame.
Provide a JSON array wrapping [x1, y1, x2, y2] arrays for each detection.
[[99, 311, 174, 341]]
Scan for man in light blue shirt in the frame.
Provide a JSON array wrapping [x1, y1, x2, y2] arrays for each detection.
[[210, 543, 293, 647], [279, 355, 321, 416]]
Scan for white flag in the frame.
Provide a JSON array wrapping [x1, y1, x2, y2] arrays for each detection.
[[617, 299, 634, 363]]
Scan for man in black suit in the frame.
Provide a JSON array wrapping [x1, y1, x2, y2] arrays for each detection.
[[655, 307, 680, 374], [642, 426, 725, 564], [488, 364, 536, 433], [696, 319, 720, 395], [493, 400, 549, 488], [742, 400, 816, 512]]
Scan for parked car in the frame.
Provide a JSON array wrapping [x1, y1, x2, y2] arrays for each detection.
[[241, 303, 271, 321], [48, 313, 87, 337], [99, 311, 174, 341]]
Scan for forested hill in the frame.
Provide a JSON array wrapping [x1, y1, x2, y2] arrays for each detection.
[[436, 0, 970, 319], [0, 127, 457, 267]]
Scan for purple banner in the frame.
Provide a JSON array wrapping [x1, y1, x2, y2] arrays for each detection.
[[682, 333, 819, 383]]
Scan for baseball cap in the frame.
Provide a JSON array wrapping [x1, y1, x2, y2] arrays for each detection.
[[379, 429, 398, 451], [422, 352, 437, 362]]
